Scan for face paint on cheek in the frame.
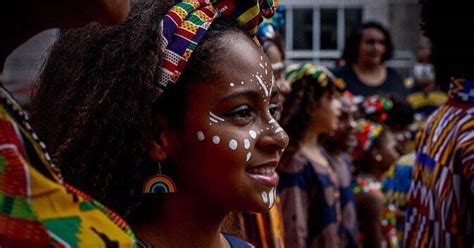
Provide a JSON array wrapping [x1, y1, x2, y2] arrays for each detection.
[[230, 83, 235, 87], [259, 63, 265, 69], [244, 139, 250, 149], [241, 81, 245, 85], [246, 152, 252, 162], [275, 127, 284, 134], [197, 131, 205, 141], [229, 139, 238, 150], [269, 119, 276, 124], [212, 135, 221, 144], [249, 130, 257, 139], [209, 112, 225, 123], [268, 187, 276, 209], [261, 191, 268, 203]]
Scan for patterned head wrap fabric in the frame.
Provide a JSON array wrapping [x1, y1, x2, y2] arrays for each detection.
[[360, 95, 393, 122], [256, 5, 285, 41], [158, 0, 278, 95], [352, 119, 384, 160], [285, 62, 346, 91]]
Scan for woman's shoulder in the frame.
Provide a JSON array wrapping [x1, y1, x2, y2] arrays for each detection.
[[223, 233, 255, 248]]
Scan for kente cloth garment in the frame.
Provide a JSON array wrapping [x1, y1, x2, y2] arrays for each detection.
[[352, 177, 399, 248], [158, 0, 278, 94], [0, 84, 136, 247], [382, 151, 415, 242], [329, 153, 358, 248], [404, 78, 474, 248], [278, 149, 342, 248], [241, 197, 286, 248]]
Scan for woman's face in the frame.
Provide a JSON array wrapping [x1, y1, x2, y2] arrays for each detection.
[[265, 43, 290, 96], [373, 130, 399, 172], [333, 96, 358, 151], [358, 27, 386, 66], [168, 34, 289, 213], [312, 92, 342, 134]]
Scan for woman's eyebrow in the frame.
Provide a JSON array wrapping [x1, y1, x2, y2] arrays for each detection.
[[220, 90, 261, 102]]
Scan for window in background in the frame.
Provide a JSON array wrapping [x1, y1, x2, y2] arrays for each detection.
[[293, 8, 313, 50], [320, 8, 337, 50]]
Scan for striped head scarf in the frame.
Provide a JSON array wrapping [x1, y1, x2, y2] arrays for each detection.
[[285, 63, 346, 91], [158, 0, 278, 95], [352, 119, 384, 160]]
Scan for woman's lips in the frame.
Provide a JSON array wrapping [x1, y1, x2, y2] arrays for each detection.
[[246, 163, 279, 187]]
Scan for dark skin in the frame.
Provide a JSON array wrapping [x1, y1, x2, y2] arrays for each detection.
[[355, 130, 400, 248], [0, 0, 130, 70], [133, 32, 289, 248]]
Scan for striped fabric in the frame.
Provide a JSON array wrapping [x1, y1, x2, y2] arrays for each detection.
[[404, 79, 474, 247], [158, 0, 278, 95]]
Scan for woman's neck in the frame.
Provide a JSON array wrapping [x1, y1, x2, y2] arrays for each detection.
[[352, 63, 386, 87], [132, 193, 229, 248]]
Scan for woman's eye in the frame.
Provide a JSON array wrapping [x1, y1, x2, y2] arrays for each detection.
[[269, 103, 281, 118], [224, 105, 253, 119]]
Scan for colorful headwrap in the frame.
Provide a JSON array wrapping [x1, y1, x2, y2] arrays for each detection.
[[449, 78, 474, 103], [158, 0, 278, 95], [352, 119, 384, 160], [285, 63, 346, 91], [360, 95, 393, 122], [256, 5, 285, 41]]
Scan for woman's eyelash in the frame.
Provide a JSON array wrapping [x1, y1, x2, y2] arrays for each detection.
[[223, 105, 253, 118]]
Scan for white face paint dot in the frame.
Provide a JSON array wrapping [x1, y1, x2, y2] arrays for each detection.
[[244, 139, 250, 149], [197, 131, 205, 141], [230, 83, 234, 87], [249, 130, 257, 139], [241, 81, 244, 85], [246, 152, 252, 162], [229, 139, 238, 150], [212, 135, 221, 144], [262, 192, 268, 203]]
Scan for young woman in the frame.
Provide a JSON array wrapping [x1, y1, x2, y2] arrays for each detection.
[[32, 0, 287, 247], [277, 63, 344, 248], [320, 93, 359, 248], [352, 120, 400, 248]]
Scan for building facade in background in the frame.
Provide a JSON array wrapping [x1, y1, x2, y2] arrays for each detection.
[[2, 0, 422, 105]]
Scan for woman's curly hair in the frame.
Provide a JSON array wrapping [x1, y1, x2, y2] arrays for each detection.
[[31, 0, 247, 217], [278, 65, 336, 164]]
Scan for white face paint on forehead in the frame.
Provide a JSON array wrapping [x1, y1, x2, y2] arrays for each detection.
[[197, 131, 205, 141]]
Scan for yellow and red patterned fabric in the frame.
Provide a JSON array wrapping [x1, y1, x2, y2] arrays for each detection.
[[0, 85, 135, 248]]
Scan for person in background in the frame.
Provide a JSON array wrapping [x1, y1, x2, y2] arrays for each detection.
[[406, 38, 448, 119], [278, 63, 344, 248], [0, 0, 134, 247], [334, 21, 407, 97], [404, 0, 474, 246], [352, 120, 400, 248], [320, 92, 359, 248]]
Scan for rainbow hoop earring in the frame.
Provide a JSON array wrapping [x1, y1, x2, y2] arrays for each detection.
[[143, 163, 177, 193]]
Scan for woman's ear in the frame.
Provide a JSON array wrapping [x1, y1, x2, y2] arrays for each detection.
[[149, 118, 175, 163]]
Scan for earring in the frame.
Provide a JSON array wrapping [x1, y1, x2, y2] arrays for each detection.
[[143, 162, 177, 193], [375, 154, 383, 162]]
